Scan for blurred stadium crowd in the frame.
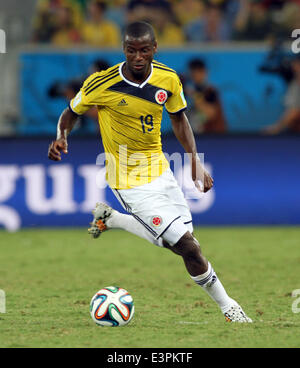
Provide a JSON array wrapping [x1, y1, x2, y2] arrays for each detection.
[[0, 0, 300, 136], [31, 0, 300, 46], [1, 0, 299, 47]]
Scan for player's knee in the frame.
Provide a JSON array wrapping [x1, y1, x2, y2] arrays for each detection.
[[173, 232, 201, 258]]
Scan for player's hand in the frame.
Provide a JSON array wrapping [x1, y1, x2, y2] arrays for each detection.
[[261, 123, 281, 135], [48, 138, 68, 161], [191, 155, 214, 193]]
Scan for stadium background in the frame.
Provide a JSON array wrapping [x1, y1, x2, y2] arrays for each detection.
[[0, 0, 299, 230], [1, 0, 300, 350]]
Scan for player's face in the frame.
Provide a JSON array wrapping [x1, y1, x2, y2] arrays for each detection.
[[123, 34, 157, 80]]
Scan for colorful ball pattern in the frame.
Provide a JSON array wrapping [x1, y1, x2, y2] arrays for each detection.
[[90, 286, 134, 327]]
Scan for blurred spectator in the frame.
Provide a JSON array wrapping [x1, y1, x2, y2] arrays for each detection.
[[272, 1, 300, 39], [184, 58, 227, 134], [150, 7, 185, 46], [51, 5, 82, 46], [263, 55, 300, 134], [81, 0, 121, 47], [258, 37, 294, 84], [32, 0, 83, 43], [173, 0, 205, 28], [48, 58, 110, 100], [32, 1, 58, 42], [261, 0, 285, 10], [233, 0, 273, 41], [105, 0, 127, 32], [127, 0, 172, 17], [215, 0, 241, 32], [126, 0, 184, 46], [184, 3, 231, 43], [48, 58, 110, 127]]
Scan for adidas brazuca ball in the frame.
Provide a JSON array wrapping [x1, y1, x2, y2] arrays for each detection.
[[90, 286, 134, 326]]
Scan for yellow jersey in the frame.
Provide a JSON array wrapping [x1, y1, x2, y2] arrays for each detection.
[[70, 60, 187, 189]]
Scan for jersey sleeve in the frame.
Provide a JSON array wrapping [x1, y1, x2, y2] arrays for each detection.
[[69, 72, 104, 115], [165, 74, 187, 114]]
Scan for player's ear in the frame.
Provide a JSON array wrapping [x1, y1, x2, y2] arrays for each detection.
[[153, 41, 158, 54]]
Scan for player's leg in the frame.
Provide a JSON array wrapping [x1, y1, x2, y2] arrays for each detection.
[[157, 170, 252, 322], [88, 170, 189, 248], [88, 171, 252, 322], [159, 226, 252, 322], [88, 170, 177, 244], [88, 202, 251, 321], [162, 232, 208, 275], [88, 202, 163, 247]]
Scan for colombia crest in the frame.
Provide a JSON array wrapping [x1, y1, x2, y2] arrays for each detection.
[[151, 215, 163, 227], [155, 89, 168, 105]]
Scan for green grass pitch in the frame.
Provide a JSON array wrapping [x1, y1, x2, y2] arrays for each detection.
[[0, 226, 299, 348]]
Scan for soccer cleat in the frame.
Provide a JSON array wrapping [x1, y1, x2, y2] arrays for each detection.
[[88, 203, 113, 239], [224, 304, 253, 323]]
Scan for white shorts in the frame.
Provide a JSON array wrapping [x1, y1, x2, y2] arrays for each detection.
[[112, 168, 193, 246]]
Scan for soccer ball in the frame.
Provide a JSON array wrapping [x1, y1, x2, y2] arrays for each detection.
[[90, 286, 134, 327]]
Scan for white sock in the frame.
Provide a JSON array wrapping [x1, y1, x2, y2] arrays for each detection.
[[106, 210, 163, 247], [190, 262, 236, 313]]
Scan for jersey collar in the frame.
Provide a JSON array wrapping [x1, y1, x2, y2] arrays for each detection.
[[119, 61, 153, 88]]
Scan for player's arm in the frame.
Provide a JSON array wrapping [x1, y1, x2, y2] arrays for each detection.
[[48, 107, 78, 161], [169, 111, 214, 193]]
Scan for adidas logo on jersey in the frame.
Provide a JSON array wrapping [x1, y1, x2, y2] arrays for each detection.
[[117, 99, 128, 106]]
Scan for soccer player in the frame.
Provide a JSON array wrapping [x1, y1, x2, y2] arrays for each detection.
[[48, 21, 252, 323]]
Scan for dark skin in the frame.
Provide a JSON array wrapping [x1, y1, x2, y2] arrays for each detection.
[[48, 33, 214, 276]]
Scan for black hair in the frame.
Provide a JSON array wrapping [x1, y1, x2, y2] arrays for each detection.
[[123, 21, 156, 43], [92, 59, 110, 71], [93, 0, 107, 12], [189, 58, 206, 70]]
